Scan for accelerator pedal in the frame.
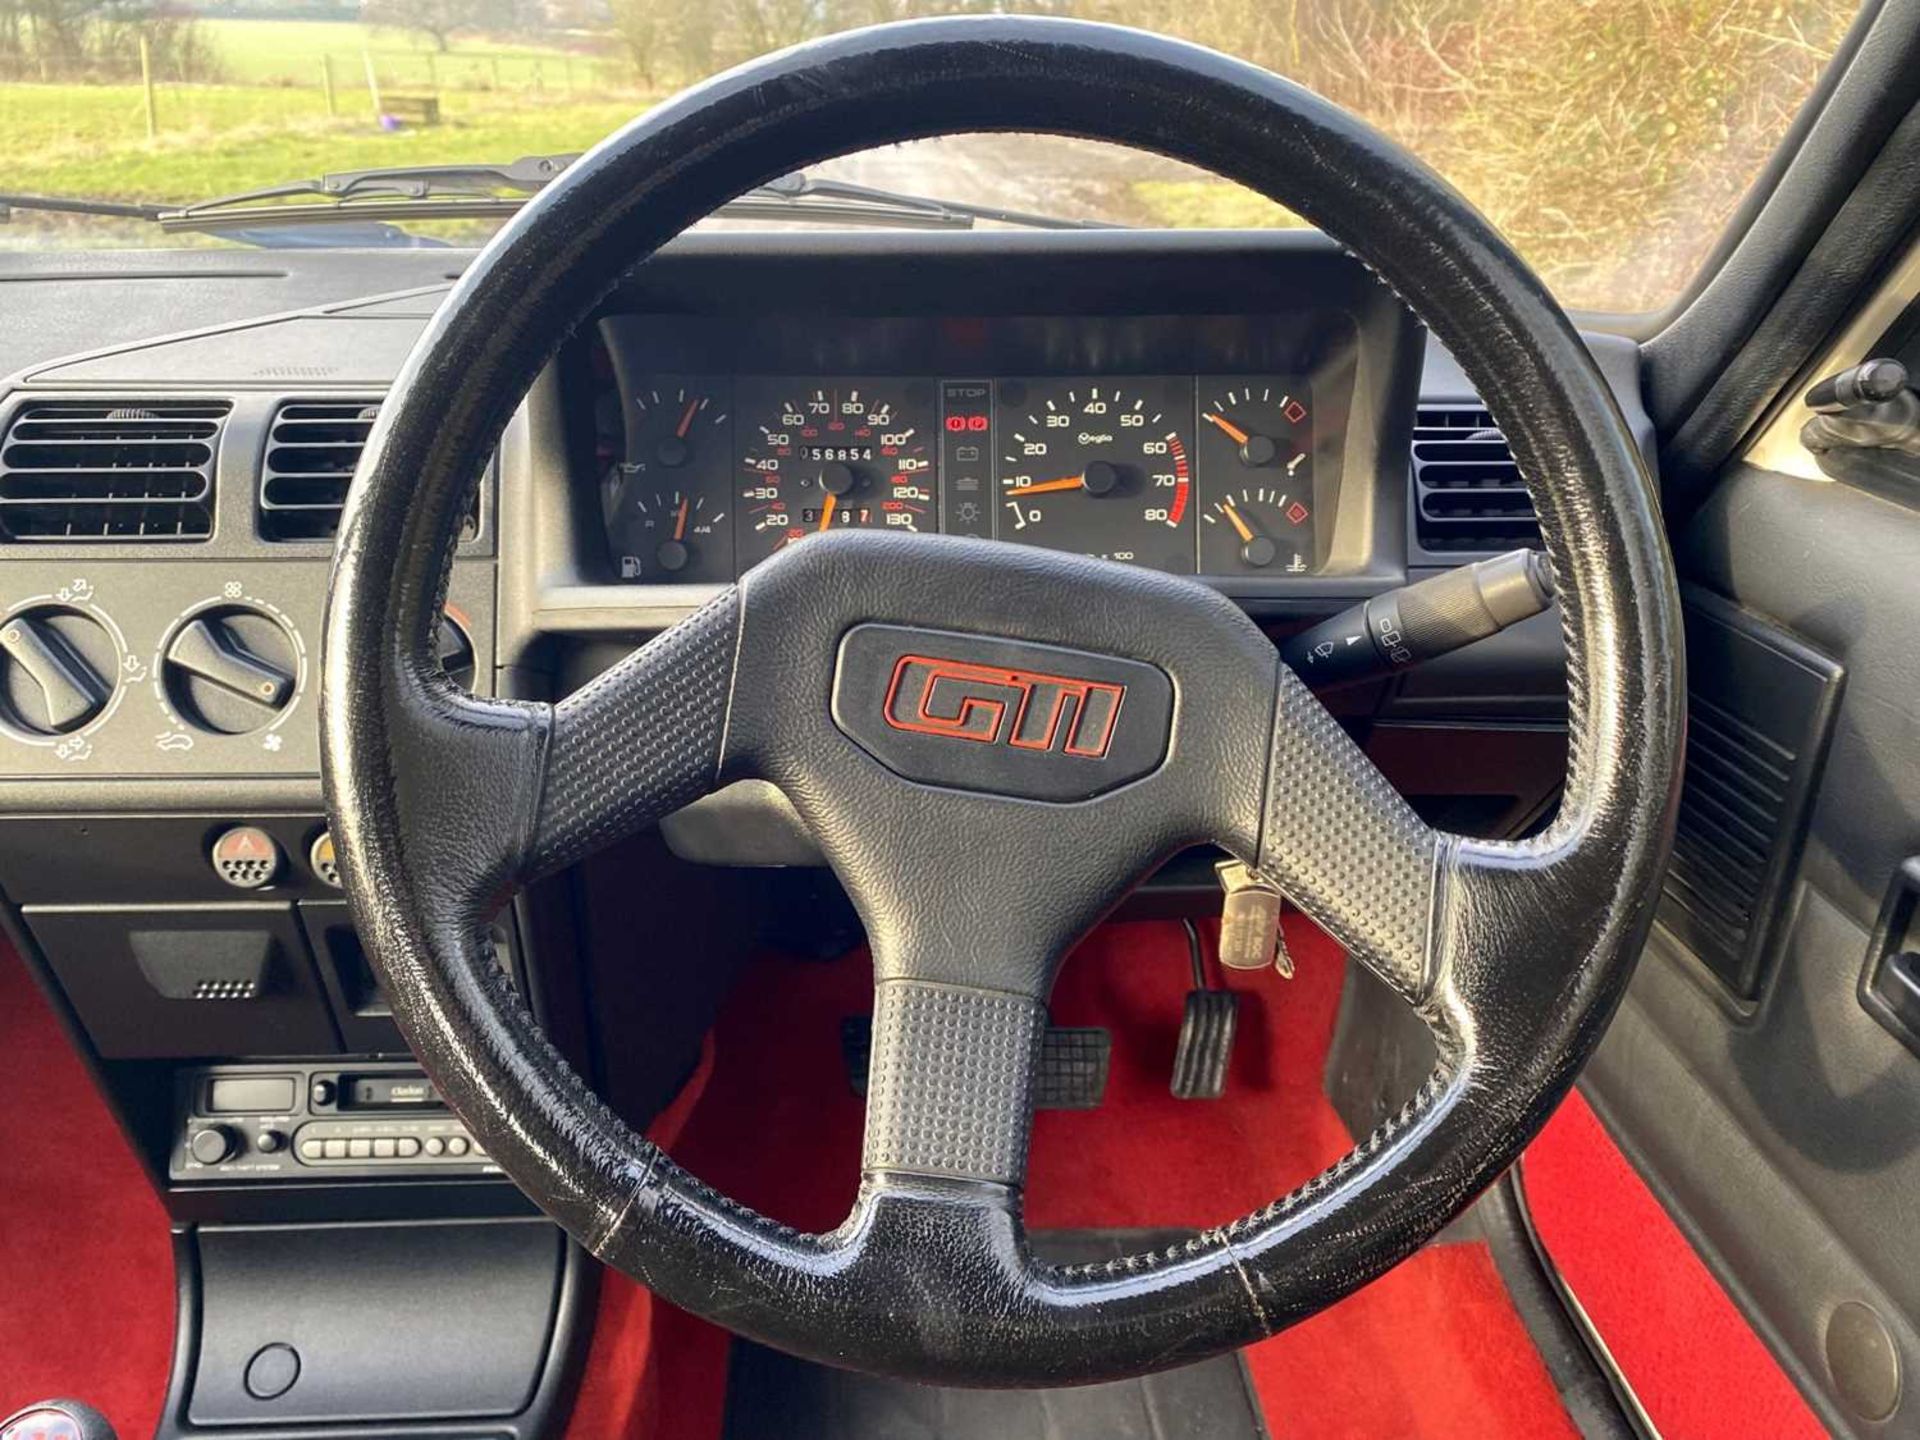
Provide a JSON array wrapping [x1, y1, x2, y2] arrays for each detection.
[[841, 1016, 1110, 1109], [1171, 918, 1239, 1100]]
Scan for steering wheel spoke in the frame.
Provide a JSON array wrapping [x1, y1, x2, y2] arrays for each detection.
[[1253, 669, 1443, 1006], [863, 975, 1048, 1189], [522, 588, 740, 879]]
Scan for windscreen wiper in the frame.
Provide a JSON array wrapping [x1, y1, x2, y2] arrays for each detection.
[[7, 162, 1116, 240], [154, 159, 1115, 234], [170, 153, 580, 216], [727, 171, 1117, 230]]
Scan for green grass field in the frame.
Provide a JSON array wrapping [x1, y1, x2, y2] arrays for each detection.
[[202, 18, 617, 90], [5, 86, 647, 202], [3, 19, 650, 208]]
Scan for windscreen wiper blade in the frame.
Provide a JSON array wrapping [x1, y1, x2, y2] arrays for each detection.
[[742, 172, 1118, 230], [171, 153, 581, 217], [161, 161, 1116, 234], [0, 192, 170, 222], [10, 163, 1114, 238]]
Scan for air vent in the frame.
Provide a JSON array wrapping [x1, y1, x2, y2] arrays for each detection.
[[1656, 591, 1842, 1000], [259, 399, 380, 542], [260, 398, 480, 544], [1411, 404, 1540, 553], [0, 400, 228, 542]]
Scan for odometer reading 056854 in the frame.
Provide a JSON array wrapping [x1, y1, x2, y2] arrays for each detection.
[[996, 378, 1195, 573], [735, 379, 936, 566]]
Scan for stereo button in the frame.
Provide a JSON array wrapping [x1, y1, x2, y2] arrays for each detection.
[[372, 1138, 396, 1158], [323, 1139, 347, 1159], [299, 1138, 324, 1161], [446, 1136, 470, 1157], [347, 1139, 372, 1159], [397, 1138, 422, 1158]]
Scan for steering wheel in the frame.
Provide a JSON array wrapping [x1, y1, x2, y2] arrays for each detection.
[[323, 16, 1682, 1387]]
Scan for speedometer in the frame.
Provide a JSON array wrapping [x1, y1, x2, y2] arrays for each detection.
[[996, 379, 1195, 573], [735, 379, 936, 566]]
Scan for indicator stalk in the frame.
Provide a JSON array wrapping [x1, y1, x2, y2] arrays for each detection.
[[1281, 549, 1554, 690]]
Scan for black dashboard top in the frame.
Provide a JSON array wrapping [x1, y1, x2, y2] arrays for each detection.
[[0, 229, 1650, 803]]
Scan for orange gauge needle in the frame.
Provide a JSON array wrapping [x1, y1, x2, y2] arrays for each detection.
[[1221, 498, 1255, 543], [1204, 411, 1251, 446], [675, 398, 700, 439], [1017, 474, 1090, 496], [817, 491, 837, 533], [672, 495, 690, 542]]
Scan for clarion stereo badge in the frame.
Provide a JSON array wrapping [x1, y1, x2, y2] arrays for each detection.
[[832, 624, 1172, 801]]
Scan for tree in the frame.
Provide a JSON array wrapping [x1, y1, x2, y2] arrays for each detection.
[[360, 0, 505, 51]]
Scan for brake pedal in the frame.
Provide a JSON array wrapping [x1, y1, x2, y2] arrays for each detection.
[[1171, 918, 1239, 1100]]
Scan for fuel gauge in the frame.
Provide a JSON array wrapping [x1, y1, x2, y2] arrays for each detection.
[[1196, 380, 1315, 574], [604, 378, 735, 582]]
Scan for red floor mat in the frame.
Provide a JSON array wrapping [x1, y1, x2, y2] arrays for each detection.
[[0, 943, 175, 1436], [1525, 1089, 1826, 1440], [572, 917, 1573, 1440], [3, 914, 1570, 1440]]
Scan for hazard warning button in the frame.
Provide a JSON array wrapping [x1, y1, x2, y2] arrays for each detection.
[[209, 825, 282, 890]]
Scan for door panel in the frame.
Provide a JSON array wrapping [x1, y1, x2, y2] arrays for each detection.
[[1582, 459, 1920, 1434]]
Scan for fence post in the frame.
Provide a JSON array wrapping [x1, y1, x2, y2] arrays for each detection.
[[320, 54, 338, 117], [489, 55, 501, 90], [562, 57, 573, 94], [362, 47, 383, 120], [531, 59, 543, 96], [138, 35, 157, 140], [425, 52, 439, 96]]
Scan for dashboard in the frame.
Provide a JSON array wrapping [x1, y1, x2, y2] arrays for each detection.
[[0, 229, 1650, 1237], [593, 315, 1356, 583]]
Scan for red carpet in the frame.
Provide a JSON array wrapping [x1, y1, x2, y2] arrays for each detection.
[[569, 917, 1574, 1440], [1525, 1088, 1825, 1439], [0, 943, 175, 1437], [0, 918, 1574, 1440]]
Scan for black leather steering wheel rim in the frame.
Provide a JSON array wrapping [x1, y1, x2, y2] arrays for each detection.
[[323, 15, 1683, 1387]]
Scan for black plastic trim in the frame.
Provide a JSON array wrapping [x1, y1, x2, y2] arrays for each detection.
[[155, 1219, 588, 1440]]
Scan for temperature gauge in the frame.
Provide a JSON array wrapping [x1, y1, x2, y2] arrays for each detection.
[[603, 378, 735, 583], [1196, 380, 1316, 574]]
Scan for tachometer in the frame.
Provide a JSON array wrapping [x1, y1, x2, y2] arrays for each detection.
[[735, 380, 936, 566], [996, 379, 1194, 573], [1195, 379, 1315, 574], [603, 377, 735, 583]]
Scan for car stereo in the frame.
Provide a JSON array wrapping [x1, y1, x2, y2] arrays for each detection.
[[170, 1062, 503, 1183]]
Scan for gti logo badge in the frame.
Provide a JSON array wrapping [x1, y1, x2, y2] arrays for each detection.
[[883, 655, 1124, 758], [833, 624, 1172, 802]]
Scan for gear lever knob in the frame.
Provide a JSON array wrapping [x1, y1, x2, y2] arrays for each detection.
[[1, 1401, 118, 1440]]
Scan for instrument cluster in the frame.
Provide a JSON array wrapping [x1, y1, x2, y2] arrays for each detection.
[[598, 372, 1322, 583]]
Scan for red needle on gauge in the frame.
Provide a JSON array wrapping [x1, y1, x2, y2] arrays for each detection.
[[1204, 411, 1251, 445], [817, 491, 837, 533], [675, 398, 700, 439], [673, 495, 690, 541]]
